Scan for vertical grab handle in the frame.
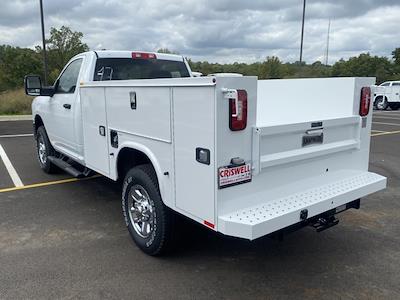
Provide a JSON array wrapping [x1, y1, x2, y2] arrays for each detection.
[[221, 88, 238, 117]]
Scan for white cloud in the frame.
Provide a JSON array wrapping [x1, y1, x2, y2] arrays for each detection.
[[1, 0, 399, 64]]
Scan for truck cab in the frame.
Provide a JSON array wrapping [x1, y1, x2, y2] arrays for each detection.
[[29, 51, 193, 163]]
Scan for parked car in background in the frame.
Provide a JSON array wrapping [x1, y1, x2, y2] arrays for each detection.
[[373, 81, 400, 110]]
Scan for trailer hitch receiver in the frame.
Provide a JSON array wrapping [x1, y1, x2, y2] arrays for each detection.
[[311, 215, 339, 232]]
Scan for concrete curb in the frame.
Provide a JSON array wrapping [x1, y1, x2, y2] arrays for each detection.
[[0, 115, 32, 121]]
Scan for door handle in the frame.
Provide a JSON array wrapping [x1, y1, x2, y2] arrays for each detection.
[[63, 104, 71, 109]]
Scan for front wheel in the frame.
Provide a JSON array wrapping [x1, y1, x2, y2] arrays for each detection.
[[122, 164, 175, 255], [36, 126, 57, 173], [375, 97, 388, 110]]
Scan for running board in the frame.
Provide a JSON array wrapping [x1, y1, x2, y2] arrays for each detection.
[[47, 156, 89, 178]]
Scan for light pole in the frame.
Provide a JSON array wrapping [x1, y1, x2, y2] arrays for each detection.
[[325, 18, 331, 66], [299, 0, 306, 64], [39, 0, 48, 85]]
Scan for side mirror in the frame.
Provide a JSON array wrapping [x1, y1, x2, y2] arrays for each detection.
[[24, 75, 42, 96], [24, 75, 56, 97]]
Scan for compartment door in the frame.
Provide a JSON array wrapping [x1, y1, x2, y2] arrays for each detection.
[[173, 86, 215, 224], [81, 87, 110, 175]]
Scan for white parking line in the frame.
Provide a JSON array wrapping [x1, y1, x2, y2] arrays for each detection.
[[0, 133, 33, 138], [372, 122, 400, 127], [0, 144, 24, 187], [373, 116, 400, 121], [373, 112, 400, 116], [371, 130, 387, 133]]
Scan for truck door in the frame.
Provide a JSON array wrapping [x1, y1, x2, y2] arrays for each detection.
[[80, 87, 110, 176], [47, 58, 83, 154]]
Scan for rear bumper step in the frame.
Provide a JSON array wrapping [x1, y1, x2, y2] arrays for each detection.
[[218, 172, 386, 240]]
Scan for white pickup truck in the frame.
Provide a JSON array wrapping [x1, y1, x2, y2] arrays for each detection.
[[25, 50, 386, 255], [373, 81, 400, 110]]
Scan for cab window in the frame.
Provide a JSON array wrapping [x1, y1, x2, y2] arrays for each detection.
[[94, 58, 190, 81], [56, 59, 83, 93]]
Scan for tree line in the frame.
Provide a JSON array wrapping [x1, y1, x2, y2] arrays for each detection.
[[1, 26, 399, 92]]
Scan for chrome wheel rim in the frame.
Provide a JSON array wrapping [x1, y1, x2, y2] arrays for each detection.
[[128, 184, 155, 238], [38, 135, 47, 164]]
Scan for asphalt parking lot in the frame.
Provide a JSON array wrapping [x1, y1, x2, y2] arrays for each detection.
[[0, 112, 399, 299]]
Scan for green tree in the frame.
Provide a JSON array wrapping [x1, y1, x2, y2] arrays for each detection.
[[260, 56, 285, 79], [331, 53, 393, 84], [36, 26, 89, 82], [157, 48, 179, 54], [392, 48, 400, 65], [0, 45, 42, 91]]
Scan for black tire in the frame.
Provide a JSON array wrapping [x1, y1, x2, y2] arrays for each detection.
[[374, 97, 388, 110], [36, 126, 57, 173], [122, 164, 175, 255]]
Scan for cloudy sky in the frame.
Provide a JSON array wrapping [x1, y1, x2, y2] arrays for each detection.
[[1, 0, 399, 64]]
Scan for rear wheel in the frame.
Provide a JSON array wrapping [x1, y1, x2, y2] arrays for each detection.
[[375, 97, 388, 110], [36, 126, 57, 173], [122, 164, 175, 255]]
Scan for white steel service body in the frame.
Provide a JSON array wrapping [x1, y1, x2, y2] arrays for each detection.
[[32, 50, 386, 240]]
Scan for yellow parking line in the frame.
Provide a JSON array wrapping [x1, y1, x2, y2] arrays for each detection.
[[0, 175, 101, 193], [371, 130, 400, 137]]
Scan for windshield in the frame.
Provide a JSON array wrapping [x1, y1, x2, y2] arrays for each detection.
[[94, 58, 190, 81]]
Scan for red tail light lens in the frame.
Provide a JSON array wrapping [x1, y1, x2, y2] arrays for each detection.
[[132, 52, 157, 59], [359, 87, 371, 117], [229, 89, 247, 131]]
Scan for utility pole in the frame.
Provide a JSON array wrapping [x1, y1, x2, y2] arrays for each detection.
[[39, 0, 48, 85], [325, 18, 331, 66], [299, 0, 306, 64]]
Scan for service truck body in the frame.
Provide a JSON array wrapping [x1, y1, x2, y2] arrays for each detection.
[[26, 51, 386, 254], [373, 81, 400, 110]]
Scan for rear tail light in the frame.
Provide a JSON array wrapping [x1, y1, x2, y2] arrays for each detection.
[[359, 87, 371, 116], [132, 52, 157, 59], [229, 89, 247, 131]]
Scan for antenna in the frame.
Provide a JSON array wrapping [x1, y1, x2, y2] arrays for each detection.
[[325, 18, 331, 66]]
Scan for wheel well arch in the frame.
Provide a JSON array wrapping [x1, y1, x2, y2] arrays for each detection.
[[116, 147, 157, 182], [115, 146, 169, 205], [33, 114, 44, 135]]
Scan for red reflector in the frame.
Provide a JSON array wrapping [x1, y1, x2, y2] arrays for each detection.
[[359, 87, 371, 117], [204, 220, 215, 229], [229, 89, 247, 131], [131, 52, 157, 59]]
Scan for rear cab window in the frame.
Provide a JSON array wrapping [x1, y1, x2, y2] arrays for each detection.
[[94, 58, 190, 81]]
